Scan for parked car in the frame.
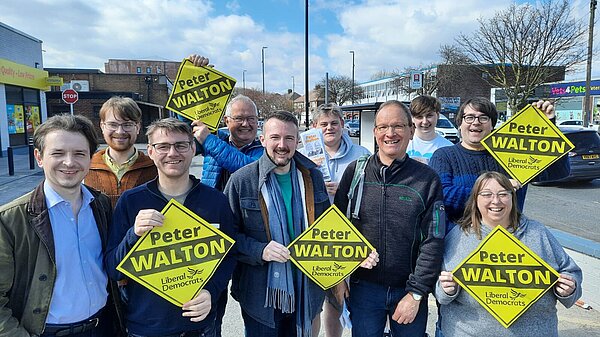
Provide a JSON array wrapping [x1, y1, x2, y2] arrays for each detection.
[[435, 114, 460, 143], [345, 121, 360, 137], [536, 127, 600, 184], [557, 119, 584, 127], [557, 119, 600, 133]]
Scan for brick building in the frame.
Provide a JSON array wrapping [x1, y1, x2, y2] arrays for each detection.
[[45, 69, 172, 143], [104, 59, 180, 80]]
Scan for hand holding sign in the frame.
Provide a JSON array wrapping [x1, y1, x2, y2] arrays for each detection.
[[262, 240, 291, 263], [182, 289, 212, 322], [187, 54, 212, 68], [555, 274, 576, 297], [532, 100, 555, 120], [191, 120, 211, 144], [360, 250, 379, 269], [134, 209, 165, 236], [439, 271, 458, 296]]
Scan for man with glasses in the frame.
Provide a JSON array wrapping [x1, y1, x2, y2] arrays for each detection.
[[105, 118, 236, 337], [299, 103, 370, 337], [192, 94, 264, 190], [86, 96, 157, 207], [334, 100, 445, 337], [430, 97, 570, 233]]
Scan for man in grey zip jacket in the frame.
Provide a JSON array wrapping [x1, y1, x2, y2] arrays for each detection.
[[334, 100, 445, 337]]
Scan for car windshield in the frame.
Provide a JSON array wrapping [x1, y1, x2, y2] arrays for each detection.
[[436, 119, 454, 128], [567, 132, 600, 151]]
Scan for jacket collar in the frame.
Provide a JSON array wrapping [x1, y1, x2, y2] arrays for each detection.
[[144, 175, 202, 200], [257, 152, 317, 189], [90, 148, 156, 171], [26, 181, 109, 260]]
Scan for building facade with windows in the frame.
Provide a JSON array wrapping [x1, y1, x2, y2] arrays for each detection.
[[104, 59, 180, 80], [0, 22, 51, 154]]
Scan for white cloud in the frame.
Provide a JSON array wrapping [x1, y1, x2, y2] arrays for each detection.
[[1, 0, 598, 95]]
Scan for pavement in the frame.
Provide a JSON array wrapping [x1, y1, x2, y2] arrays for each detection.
[[1, 144, 599, 336]]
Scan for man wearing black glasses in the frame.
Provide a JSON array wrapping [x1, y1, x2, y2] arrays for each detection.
[[86, 96, 157, 207], [105, 118, 236, 337], [430, 97, 570, 233], [186, 55, 264, 337]]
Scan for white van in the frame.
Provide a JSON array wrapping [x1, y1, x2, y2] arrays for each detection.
[[435, 114, 460, 143]]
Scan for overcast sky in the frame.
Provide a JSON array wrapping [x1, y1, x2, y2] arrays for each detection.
[[1, 0, 596, 94]]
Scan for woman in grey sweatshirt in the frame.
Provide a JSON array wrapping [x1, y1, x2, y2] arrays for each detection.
[[435, 171, 582, 337]]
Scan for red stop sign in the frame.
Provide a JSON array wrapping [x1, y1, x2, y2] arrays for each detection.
[[62, 89, 79, 104]]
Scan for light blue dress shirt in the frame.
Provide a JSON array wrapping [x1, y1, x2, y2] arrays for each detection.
[[44, 181, 108, 324]]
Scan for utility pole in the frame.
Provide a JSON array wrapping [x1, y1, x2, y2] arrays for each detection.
[[304, 0, 309, 127], [243, 69, 246, 92], [350, 50, 355, 104], [584, 0, 597, 127], [261, 46, 268, 94]]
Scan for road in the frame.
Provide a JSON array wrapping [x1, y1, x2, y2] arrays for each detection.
[[524, 179, 600, 243]]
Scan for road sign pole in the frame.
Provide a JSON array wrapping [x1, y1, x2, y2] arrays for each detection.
[[70, 103, 73, 115]]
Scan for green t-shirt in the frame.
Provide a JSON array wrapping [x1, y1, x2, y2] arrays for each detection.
[[275, 171, 295, 240]]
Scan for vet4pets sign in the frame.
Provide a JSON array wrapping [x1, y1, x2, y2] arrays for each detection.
[[166, 59, 236, 131], [117, 199, 235, 306], [287, 205, 374, 290], [452, 226, 559, 328], [481, 104, 574, 185]]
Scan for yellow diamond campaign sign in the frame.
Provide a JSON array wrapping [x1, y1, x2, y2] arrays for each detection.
[[481, 104, 574, 185], [117, 199, 235, 306], [452, 226, 559, 328], [287, 205, 374, 290], [166, 59, 236, 131]]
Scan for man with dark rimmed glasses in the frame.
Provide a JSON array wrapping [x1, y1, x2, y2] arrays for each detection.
[[430, 97, 570, 234], [105, 117, 236, 337]]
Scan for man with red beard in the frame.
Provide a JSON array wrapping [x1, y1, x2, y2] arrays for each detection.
[[86, 96, 157, 207]]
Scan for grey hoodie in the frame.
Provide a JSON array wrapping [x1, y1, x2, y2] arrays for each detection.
[[435, 216, 583, 337]]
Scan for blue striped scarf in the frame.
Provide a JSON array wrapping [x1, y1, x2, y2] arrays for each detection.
[[261, 160, 312, 337]]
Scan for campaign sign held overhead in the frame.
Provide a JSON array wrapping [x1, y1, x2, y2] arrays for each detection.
[[287, 205, 374, 290], [481, 105, 574, 185], [117, 199, 235, 307], [452, 226, 560, 328], [166, 59, 236, 131]]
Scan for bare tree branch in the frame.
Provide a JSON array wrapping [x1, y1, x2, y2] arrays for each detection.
[[455, 0, 587, 111]]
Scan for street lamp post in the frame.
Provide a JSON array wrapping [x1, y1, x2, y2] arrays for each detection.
[[243, 70, 246, 91], [350, 50, 355, 104], [262, 46, 268, 94]]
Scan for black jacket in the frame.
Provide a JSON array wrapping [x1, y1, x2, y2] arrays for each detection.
[[334, 154, 445, 296]]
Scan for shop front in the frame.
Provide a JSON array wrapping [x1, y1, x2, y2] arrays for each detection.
[[0, 58, 55, 154]]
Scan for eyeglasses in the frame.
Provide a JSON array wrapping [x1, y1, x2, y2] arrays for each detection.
[[478, 190, 512, 200], [102, 121, 138, 132], [229, 116, 258, 124], [150, 141, 192, 154], [463, 115, 491, 124], [375, 124, 410, 134]]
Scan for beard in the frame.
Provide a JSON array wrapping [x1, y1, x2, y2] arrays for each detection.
[[267, 148, 293, 168]]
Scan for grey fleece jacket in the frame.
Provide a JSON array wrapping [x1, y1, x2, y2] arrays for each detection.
[[435, 216, 583, 337], [224, 152, 330, 328], [334, 153, 446, 296]]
